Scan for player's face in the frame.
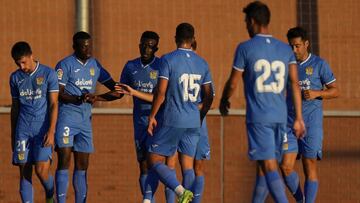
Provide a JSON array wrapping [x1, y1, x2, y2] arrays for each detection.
[[139, 38, 158, 62], [289, 37, 309, 62], [15, 55, 35, 73], [74, 39, 92, 61]]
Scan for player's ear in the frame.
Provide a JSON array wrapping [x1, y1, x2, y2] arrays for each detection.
[[153, 46, 159, 52]]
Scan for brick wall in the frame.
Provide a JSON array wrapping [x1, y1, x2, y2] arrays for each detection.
[[1, 114, 359, 203]]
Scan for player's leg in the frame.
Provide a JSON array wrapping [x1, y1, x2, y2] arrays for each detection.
[[252, 163, 269, 203], [165, 153, 177, 203], [280, 130, 304, 203], [192, 159, 205, 203], [55, 147, 72, 203], [19, 163, 34, 203], [73, 151, 90, 203], [35, 160, 54, 203]]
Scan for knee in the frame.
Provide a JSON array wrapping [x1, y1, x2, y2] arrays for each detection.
[[75, 160, 89, 171], [57, 151, 71, 170], [280, 163, 294, 176], [303, 159, 317, 180], [194, 161, 204, 176]]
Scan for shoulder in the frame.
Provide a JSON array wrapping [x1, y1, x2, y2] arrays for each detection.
[[10, 69, 20, 80]]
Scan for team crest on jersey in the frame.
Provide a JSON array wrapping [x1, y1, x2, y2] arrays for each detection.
[[282, 143, 289, 150], [36, 76, 44, 85], [305, 66, 313, 75], [18, 153, 25, 161], [90, 67, 95, 76], [57, 69, 64, 80], [149, 70, 157, 79], [63, 137, 69, 144]]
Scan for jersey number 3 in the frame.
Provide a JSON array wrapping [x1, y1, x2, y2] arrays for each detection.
[[255, 59, 285, 93], [179, 73, 201, 102]]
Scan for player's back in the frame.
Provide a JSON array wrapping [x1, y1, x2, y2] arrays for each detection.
[[159, 48, 212, 128], [233, 34, 296, 123]]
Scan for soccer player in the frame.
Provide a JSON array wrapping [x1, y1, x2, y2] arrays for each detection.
[[281, 26, 339, 203], [117, 30, 162, 202], [145, 23, 214, 203], [10, 41, 58, 203], [54, 31, 118, 203], [219, 1, 305, 203]]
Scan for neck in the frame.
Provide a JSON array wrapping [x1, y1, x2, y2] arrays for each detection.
[[299, 52, 310, 63], [177, 42, 192, 49], [141, 56, 154, 66]]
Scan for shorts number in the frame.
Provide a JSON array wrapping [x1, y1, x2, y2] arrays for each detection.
[[63, 126, 70, 137], [283, 133, 288, 143], [179, 73, 201, 102], [16, 140, 26, 152], [254, 59, 285, 93]]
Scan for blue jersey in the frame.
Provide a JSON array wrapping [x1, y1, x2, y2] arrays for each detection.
[[158, 48, 212, 128], [55, 55, 111, 120], [10, 62, 59, 123], [287, 54, 336, 125], [233, 34, 296, 123], [120, 57, 161, 126]]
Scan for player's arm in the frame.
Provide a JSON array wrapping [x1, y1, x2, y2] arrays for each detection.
[[10, 98, 20, 152], [303, 81, 339, 100], [43, 92, 58, 147], [116, 83, 153, 102], [147, 78, 168, 136], [219, 68, 242, 116], [58, 85, 84, 104], [90, 79, 124, 102], [200, 83, 214, 122], [289, 63, 305, 138]]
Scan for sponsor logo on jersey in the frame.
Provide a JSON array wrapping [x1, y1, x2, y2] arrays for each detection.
[[305, 66, 313, 75], [18, 153, 25, 161], [75, 78, 93, 86], [57, 69, 64, 80], [36, 76, 44, 85], [299, 78, 311, 90], [150, 70, 157, 79], [90, 67, 95, 76], [19, 88, 42, 99]]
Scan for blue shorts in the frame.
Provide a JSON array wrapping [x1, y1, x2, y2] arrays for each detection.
[[55, 118, 93, 153], [298, 125, 323, 159], [195, 119, 210, 160], [13, 121, 52, 165], [148, 125, 200, 157], [283, 126, 299, 154], [134, 124, 150, 162], [246, 123, 286, 161]]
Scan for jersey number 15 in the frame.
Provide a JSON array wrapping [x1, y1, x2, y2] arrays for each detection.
[[179, 73, 201, 102]]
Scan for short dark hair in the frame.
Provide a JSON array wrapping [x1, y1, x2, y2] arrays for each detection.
[[243, 1, 270, 26], [287, 26, 309, 41], [73, 31, 91, 45], [175, 23, 195, 43], [11, 41, 32, 61], [141, 31, 160, 44]]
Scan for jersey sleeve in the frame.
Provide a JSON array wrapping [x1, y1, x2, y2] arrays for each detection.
[[202, 63, 213, 85], [232, 43, 246, 72], [96, 60, 112, 84], [9, 74, 19, 98], [319, 60, 336, 85], [55, 61, 69, 86], [47, 70, 59, 92], [158, 57, 170, 80], [119, 62, 130, 85]]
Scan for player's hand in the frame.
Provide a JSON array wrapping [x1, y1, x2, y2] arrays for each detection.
[[219, 98, 230, 116], [115, 83, 133, 95], [83, 93, 97, 104], [43, 131, 55, 147], [303, 89, 320, 100], [293, 118, 306, 138], [147, 116, 157, 136]]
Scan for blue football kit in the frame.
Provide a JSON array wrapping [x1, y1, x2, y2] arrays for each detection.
[[148, 48, 213, 157], [10, 62, 59, 164], [120, 57, 161, 161], [55, 55, 111, 153], [232, 34, 296, 161], [285, 53, 336, 159]]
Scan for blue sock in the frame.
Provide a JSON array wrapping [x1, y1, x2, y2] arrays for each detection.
[[305, 180, 318, 203], [252, 175, 269, 203], [144, 168, 159, 202], [192, 176, 205, 203], [20, 178, 33, 203], [41, 175, 54, 198], [265, 171, 288, 203], [165, 187, 176, 203], [56, 169, 69, 203], [182, 169, 195, 189], [284, 172, 303, 202], [152, 163, 180, 190], [139, 174, 147, 195], [165, 169, 176, 203], [73, 170, 87, 203]]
